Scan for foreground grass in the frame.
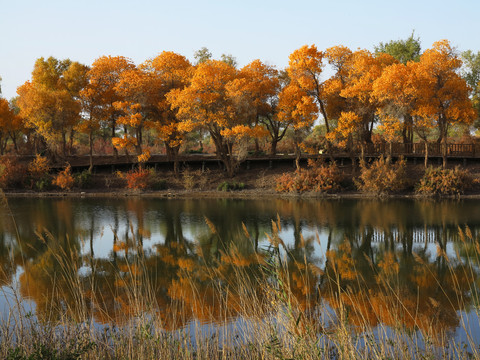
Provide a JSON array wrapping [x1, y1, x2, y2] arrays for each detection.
[[0, 218, 480, 359]]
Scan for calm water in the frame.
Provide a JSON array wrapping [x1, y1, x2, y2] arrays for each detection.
[[0, 197, 479, 345]]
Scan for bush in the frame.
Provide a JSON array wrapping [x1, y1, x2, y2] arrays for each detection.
[[34, 178, 51, 191], [28, 155, 50, 176], [416, 166, 473, 195], [0, 158, 27, 189], [217, 181, 245, 191], [54, 165, 75, 191], [276, 160, 343, 193], [124, 167, 151, 190], [120, 167, 166, 191], [183, 169, 209, 190], [28, 155, 52, 190], [356, 156, 407, 195], [75, 170, 92, 189], [183, 169, 196, 190], [150, 169, 167, 190]]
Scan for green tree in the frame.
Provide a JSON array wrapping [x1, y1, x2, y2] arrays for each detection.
[[194, 47, 212, 64], [461, 50, 480, 127], [375, 32, 422, 64], [220, 53, 238, 68]]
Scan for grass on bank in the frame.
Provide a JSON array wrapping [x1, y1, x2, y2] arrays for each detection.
[[0, 215, 479, 359], [1, 154, 480, 196]]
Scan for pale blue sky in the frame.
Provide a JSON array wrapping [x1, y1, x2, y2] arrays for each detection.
[[1, 0, 479, 100]]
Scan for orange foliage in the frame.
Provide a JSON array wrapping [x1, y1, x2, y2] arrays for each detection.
[[17, 57, 88, 156], [143, 51, 192, 154], [275, 160, 343, 193], [0, 157, 27, 188], [0, 98, 23, 154], [286, 45, 330, 132], [357, 157, 407, 195], [413, 40, 476, 142], [168, 59, 264, 176], [327, 50, 397, 146], [124, 167, 151, 190], [54, 164, 74, 190], [28, 155, 50, 178], [416, 166, 473, 195]]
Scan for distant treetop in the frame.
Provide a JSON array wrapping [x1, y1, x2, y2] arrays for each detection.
[[375, 32, 422, 64]]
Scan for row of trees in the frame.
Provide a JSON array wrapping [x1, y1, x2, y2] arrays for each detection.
[[0, 35, 479, 175]]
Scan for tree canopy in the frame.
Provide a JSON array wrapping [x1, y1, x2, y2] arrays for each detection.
[[3, 38, 476, 167]]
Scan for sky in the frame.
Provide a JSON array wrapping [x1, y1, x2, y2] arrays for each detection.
[[1, 0, 479, 100]]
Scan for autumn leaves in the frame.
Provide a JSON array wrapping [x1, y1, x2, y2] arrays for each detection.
[[8, 40, 478, 175]]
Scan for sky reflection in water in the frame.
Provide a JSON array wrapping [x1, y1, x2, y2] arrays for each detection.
[[0, 197, 479, 347]]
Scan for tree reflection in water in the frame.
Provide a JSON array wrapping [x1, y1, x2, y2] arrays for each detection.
[[0, 197, 478, 345]]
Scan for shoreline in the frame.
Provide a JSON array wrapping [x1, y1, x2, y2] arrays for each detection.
[[3, 161, 480, 200], [4, 188, 480, 200]]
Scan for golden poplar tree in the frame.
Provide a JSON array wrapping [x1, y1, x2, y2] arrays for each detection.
[[168, 60, 264, 177], [16, 57, 88, 158], [84, 56, 136, 157], [227, 59, 281, 154]]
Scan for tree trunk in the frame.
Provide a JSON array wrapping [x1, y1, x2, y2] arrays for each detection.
[[294, 140, 301, 171], [62, 131, 67, 157], [402, 115, 414, 144], [0, 135, 5, 155], [270, 138, 278, 156], [212, 134, 235, 177], [317, 97, 330, 133], [225, 141, 235, 177], [111, 119, 118, 158], [88, 131, 94, 173], [135, 127, 143, 157], [10, 132, 19, 154], [424, 141, 428, 168], [442, 136, 447, 169], [348, 136, 356, 175], [166, 143, 181, 176], [69, 129, 75, 155]]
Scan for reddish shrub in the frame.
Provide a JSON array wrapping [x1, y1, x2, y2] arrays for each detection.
[[124, 167, 151, 190], [0, 157, 27, 189]]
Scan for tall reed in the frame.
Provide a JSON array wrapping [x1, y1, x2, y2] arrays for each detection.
[[0, 210, 479, 359]]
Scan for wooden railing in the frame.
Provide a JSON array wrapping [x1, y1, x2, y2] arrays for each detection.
[[354, 142, 477, 157]]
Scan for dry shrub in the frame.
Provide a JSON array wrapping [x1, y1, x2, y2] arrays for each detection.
[[0, 157, 27, 189], [255, 170, 275, 189], [54, 164, 74, 190], [356, 156, 407, 195], [416, 166, 473, 195], [182, 169, 196, 190], [276, 160, 343, 193], [183, 169, 209, 190]]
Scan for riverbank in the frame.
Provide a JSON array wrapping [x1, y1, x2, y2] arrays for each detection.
[[3, 161, 480, 199]]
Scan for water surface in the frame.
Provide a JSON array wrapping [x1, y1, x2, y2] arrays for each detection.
[[0, 197, 479, 346]]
